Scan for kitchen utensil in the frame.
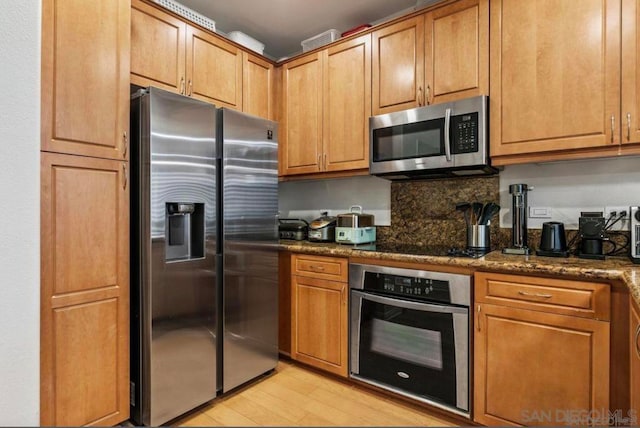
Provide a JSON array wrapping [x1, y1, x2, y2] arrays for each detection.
[[471, 202, 483, 225], [456, 202, 471, 227], [308, 211, 337, 242], [278, 218, 309, 241], [479, 202, 500, 225], [503, 184, 532, 255], [536, 221, 568, 257]]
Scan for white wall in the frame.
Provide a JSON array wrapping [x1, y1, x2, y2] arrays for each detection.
[[0, 2, 41, 425], [278, 175, 391, 225], [499, 157, 640, 230]]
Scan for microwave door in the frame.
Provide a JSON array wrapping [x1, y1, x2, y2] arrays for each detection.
[[370, 116, 450, 175]]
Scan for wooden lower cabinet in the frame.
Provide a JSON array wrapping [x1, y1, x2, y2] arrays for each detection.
[[631, 300, 640, 418], [474, 271, 611, 426], [291, 255, 348, 377], [41, 153, 129, 426]]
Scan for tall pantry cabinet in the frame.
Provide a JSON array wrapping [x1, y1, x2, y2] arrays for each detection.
[[40, 0, 130, 425]]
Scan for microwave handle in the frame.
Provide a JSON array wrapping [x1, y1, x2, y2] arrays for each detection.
[[444, 107, 452, 162]]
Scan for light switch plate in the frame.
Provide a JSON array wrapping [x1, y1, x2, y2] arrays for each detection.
[[529, 206, 552, 219]]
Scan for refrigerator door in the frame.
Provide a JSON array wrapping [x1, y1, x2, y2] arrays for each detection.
[[220, 108, 279, 392], [131, 87, 217, 426]]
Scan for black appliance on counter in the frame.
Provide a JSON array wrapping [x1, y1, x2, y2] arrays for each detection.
[[537, 221, 569, 257], [349, 263, 470, 417], [578, 212, 606, 260], [278, 219, 308, 241], [631, 206, 640, 264]]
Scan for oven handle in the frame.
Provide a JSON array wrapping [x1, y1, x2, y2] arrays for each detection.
[[352, 290, 468, 315]]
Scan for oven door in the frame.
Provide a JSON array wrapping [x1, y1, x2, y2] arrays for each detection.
[[350, 290, 469, 413]]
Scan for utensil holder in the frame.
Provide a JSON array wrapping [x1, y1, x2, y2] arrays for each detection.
[[467, 225, 490, 250]]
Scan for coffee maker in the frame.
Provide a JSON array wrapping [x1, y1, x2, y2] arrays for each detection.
[[578, 211, 606, 260]]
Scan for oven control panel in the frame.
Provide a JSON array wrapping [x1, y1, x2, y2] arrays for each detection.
[[364, 272, 451, 303], [451, 112, 478, 154]]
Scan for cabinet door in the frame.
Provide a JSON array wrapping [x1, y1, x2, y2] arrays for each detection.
[[41, 0, 130, 161], [425, 0, 488, 105], [490, 0, 621, 158], [631, 301, 640, 416], [41, 153, 129, 426], [622, 0, 640, 144], [372, 16, 425, 115], [243, 52, 273, 120], [281, 53, 323, 175], [291, 275, 348, 377], [131, 0, 186, 94], [186, 25, 243, 109], [323, 34, 371, 172], [474, 303, 609, 426]]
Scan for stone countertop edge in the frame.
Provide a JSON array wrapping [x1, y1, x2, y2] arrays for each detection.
[[279, 240, 640, 307]]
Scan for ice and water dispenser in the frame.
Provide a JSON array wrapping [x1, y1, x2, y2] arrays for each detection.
[[165, 202, 205, 261]]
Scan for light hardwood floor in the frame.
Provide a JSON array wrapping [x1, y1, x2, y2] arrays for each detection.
[[172, 360, 456, 427]]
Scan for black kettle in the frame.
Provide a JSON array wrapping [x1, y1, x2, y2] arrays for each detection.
[[537, 221, 569, 257]]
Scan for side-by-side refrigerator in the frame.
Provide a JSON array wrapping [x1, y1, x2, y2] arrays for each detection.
[[130, 87, 278, 426]]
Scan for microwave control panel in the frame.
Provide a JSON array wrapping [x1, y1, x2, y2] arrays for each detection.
[[451, 112, 478, 154]]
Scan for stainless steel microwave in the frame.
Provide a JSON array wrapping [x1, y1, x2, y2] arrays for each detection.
[[369, 95, 497, 180]]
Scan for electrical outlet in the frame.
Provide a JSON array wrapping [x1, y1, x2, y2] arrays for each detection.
[[604, 206, 630, 230]]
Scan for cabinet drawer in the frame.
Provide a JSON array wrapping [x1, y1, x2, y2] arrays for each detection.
[[292, 254, 348, 282], [475, 272, 610, 320]]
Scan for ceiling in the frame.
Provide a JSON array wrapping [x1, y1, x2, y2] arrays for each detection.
[[176, 0, 429, 60]]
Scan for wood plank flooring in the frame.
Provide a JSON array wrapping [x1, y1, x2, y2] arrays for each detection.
[[173, 360, 457, 427]]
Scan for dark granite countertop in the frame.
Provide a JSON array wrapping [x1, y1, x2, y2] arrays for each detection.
[[279, 240, 640, 306]]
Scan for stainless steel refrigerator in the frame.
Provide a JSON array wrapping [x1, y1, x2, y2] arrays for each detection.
[[130, 87, 278, 426]]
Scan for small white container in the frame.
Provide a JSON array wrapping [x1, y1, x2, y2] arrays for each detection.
[[153, 0, 216, 33], [301, 29, 340, 52], [227, 31, 265, 55]]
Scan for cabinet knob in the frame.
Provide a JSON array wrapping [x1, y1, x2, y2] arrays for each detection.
[[426, 84, 431, 105], [417, 86, 423, 107], [628, 113, 632, 142], [188, 79, 193, 96], [180, 77, 185, 95]]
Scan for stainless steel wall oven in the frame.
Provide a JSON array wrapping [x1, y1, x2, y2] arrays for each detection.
[[349, 263, 471, 417]]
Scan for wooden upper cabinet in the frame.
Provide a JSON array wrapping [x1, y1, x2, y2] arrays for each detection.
[[323, 34, 371, 172], [490, 0, 621, 160], [243, 52, 274, 120], [187, 26, 243, 109], [131, 0, 186, 93], [281, 53, 323, 175], [41, 153, 129, 426], [425, 0, 488, 105], [372, 17, 425, 115], [622, 0, 640, 144], [131, 0, 247, 110], [41, 0, 130, 161]]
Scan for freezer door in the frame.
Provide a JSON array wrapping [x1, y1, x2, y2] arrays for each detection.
[[136, 87, 218, 426], [221, 108, 279, 392]]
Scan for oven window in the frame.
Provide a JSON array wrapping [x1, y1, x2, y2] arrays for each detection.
[[370, 318, 443, 370], [372, 118, 445, 162]]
